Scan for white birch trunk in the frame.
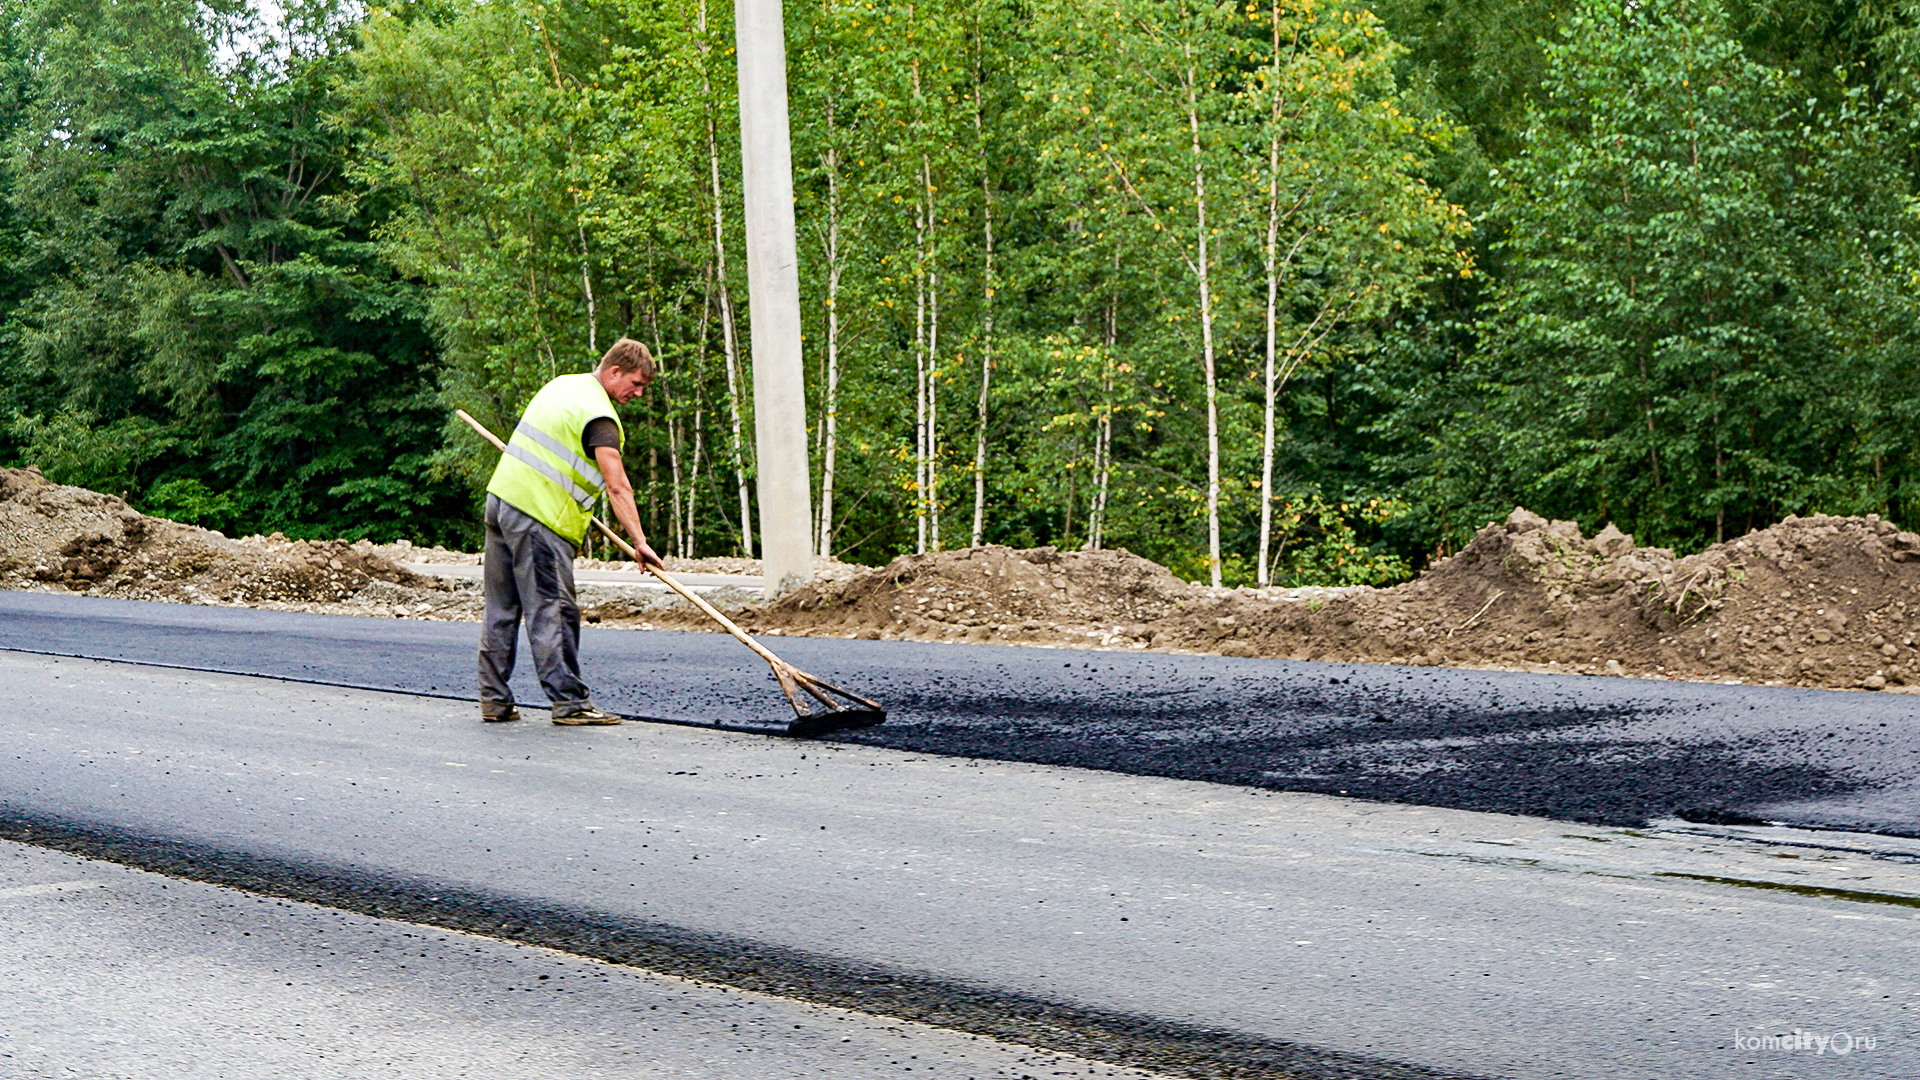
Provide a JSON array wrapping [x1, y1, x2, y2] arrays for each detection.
[[687, 411, 705, 558], [647, 294, 682, 558], [909, 50, 933, 555], [817, 122, 843, 557], [699, 0, 754, 558], [914, 196, 929, 555], [926, 163, 941, 552], [710, 114, 754, 559], [684, 266, 717, 559], [1257, 9, 1283, 588], [1090, 297, 1118, 551], [1091, 405, 1112, 550], [970, 228, 994, 549], [1181, 52, 1222, 588], [578, 225, 597, 356], [668, 407, 685, 556], [970, 27, 994, 550]]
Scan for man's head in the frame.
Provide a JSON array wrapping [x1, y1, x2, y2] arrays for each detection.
[[595, 337, 655, 403]]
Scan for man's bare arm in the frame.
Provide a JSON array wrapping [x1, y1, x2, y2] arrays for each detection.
[[594, 445, 664, 569]]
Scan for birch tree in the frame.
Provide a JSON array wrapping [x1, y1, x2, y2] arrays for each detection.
[[906, 1, 949, 552], [1243, 0, 1470, 584], [1039, 0, 1240, 584], [853, 0, 967, 553], [966, 2, 1011, 549], [692, 0, 755, 557], [790, 0, 898, 558]]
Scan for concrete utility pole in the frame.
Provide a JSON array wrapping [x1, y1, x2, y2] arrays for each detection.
[[734, 0, 814, 595]]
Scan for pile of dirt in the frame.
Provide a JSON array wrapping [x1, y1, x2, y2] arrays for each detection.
[[668, 544, 1198, 647], [0, 467, 848, 623], [1171, 508, 1920, 690], [688, 542, 1384, 652], [9, 463, 1920, 691], [366, 539, 479, 566], [711, 507, 1920, 691], [0, 467, 459, 614]]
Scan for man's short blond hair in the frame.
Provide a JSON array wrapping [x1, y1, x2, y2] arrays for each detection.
[[597, 337, 655, 380]]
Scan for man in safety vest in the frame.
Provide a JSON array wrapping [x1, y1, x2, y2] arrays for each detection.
[[479, 337, 665, 725]]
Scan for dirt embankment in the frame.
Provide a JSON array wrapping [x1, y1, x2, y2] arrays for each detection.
[[7, 466, 1918, 690], [0, 466, 467, 616], [0, 467, 842, 620], [697, 506, 1920, 692], [1195, 507, 1920, 690]]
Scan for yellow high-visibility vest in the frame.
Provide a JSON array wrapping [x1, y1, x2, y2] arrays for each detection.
[[485, 373, 624, 547]]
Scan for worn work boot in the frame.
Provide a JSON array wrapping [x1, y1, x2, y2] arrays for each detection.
[[482, 705, 520, 723], [552, 707, 622, 726]]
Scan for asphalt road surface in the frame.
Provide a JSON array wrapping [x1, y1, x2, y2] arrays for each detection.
[[0, 840, 1166, 1080], [2, 591, 1917, 836], [3, 639, 1918, 1078]]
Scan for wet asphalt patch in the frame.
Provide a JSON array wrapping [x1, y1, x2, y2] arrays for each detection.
[[847, 685, 1864, 828]]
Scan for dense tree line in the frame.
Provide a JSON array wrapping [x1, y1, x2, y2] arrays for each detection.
[[4, 0, 1919, 580]]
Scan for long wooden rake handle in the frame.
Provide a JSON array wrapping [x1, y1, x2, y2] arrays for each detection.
[[455, 409, 878, 718], [577, 515, 856, 715]]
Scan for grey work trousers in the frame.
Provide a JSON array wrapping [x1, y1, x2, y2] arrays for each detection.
[[478, 494, 593, 716]]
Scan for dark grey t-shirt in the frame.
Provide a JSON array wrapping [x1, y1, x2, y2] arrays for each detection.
[[582, 417, 620, 463]]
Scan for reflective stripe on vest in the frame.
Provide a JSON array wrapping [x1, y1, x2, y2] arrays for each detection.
[[514, 419, 602, 491], [502, 438, 599, 510]]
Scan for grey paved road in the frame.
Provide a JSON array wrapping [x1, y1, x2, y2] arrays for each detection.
[[0, 840, 1166, 1080], [3, 651, 1916, 1079], [1, 591, 1916, 834]]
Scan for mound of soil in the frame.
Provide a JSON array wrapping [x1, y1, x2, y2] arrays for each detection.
[[1179, 508, 1920, 690], [711, 507, 1920, 692], [0, 467, 447, 611], [690, 544, 1197, 646], [9, 464, 1919, 691]]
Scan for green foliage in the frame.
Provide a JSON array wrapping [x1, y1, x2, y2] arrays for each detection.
[[1461, 0, 1920, 549], [143, 477, 245, 532], [1262, 494, 1414, 587], [342, 0, 764, 554], [8, 407, 174, 496], [0, 0, 469, 545], [9, 0, 1920, 577], [1368, 0, 1558, 167]]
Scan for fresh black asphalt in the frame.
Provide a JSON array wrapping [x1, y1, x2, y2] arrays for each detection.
[[3, 590, 1915, 836], [7, 596, 1920, 1079], [11, 651, 1918, 1080]]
